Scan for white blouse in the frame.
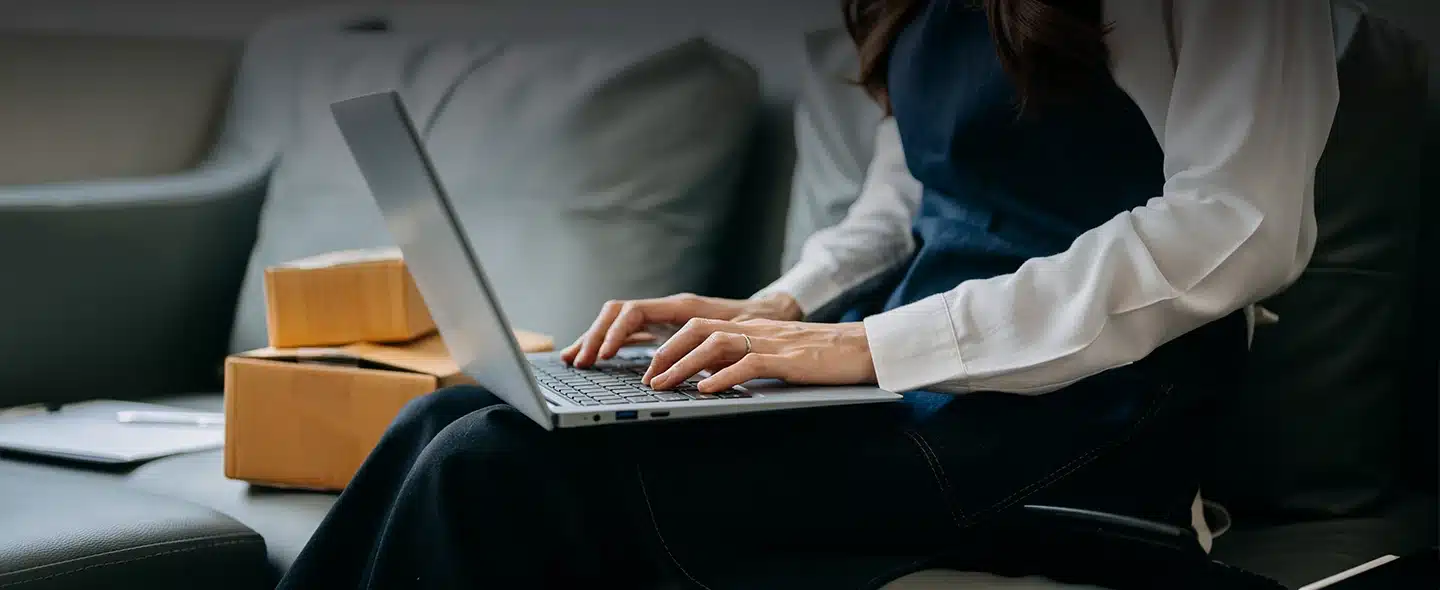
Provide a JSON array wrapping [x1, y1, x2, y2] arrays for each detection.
[[757, 0, 1341, 397]]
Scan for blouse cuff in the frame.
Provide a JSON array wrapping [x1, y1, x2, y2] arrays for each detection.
[[863, 293, 969, 392], [752, 258, 848, 317]]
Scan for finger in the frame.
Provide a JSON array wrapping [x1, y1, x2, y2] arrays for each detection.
[[596, 302, 644, 361], [560, 334, 586, 364], [643, 318, 727, 385], [700, 354, 781, 393], [598, 297, 696, 361], [574, 300, 623, 368], [651, 332, 749, 390]]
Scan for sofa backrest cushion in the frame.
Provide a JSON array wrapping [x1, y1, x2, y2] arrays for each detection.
[[0, 33, 237, 185], [1408, 108, 1438, 495], [228, 17, 761, 350]]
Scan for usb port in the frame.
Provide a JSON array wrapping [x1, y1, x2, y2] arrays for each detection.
[[615, 411, 639, 421]]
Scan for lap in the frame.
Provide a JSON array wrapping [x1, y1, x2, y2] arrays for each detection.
[[407, 365, 1191, 558]]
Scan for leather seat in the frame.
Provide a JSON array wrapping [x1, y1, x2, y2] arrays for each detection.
[[0, 457, 267, 590]]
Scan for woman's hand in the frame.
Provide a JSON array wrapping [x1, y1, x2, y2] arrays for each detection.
[[642, 319, 878, 394], [561, 293, 802, 368]]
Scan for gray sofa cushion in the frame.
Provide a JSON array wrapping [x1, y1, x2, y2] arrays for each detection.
[[229, 15, 761, 350]]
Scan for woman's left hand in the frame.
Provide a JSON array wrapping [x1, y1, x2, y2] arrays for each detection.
[[642, 319, 878, 393]]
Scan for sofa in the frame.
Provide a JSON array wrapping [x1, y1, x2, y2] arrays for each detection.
[[0, 1, 1434, 588]]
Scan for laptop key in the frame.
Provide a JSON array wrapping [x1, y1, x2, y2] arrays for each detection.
[[598, 398, 629, 405], [627, 396, 660, 403], [655, 393, 690, 402]]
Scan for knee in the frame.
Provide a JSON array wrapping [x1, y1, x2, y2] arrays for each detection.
[[418, 405, 546, 472], [392, 386, 502, 434]]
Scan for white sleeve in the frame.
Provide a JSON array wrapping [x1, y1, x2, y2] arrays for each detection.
[[862, 1, 1340, 394], [753, 117, 922, 314]]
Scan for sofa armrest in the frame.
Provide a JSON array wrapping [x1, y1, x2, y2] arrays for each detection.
[[0, 461, 269, 590], [0, 158, 272, 408]]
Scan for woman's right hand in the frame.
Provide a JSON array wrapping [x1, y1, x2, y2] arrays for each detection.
[[561, 292, 802, 368]]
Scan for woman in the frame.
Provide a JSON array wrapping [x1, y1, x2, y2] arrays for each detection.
[[281, 0, 1338, 588]]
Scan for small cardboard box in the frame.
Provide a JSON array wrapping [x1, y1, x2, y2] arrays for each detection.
[[223, 331, 554, 491], [264, 248, 436, 349]]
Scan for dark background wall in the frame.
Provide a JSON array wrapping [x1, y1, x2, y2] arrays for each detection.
[[0, 0, 1433, 79], [0, 1, 1432, 93]]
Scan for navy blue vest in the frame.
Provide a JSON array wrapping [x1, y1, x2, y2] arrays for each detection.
[[851, 1, 1246, 397]]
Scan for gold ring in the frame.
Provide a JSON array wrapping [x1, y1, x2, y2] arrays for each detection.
[[742, 334, 752, 354]]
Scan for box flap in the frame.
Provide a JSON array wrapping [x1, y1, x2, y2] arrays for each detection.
[[275, 247, 402, 270], [342, 335, 460, 377], [237, 334, 459, 378]]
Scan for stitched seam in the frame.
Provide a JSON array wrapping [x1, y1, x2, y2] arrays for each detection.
[[910, 432, 963, 521], [635, 464, 712, 590], [903, 431, 962, 530], [938, 291, 969, 378], [963, 384, 1174, 527], [0, 533, 257, 579], [0, 538, 261, 589]]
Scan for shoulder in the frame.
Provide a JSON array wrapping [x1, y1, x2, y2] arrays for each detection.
[[1103, 0, 1339, 138]]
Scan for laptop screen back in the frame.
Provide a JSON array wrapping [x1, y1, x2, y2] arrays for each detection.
[[330, 91, 555, 430]]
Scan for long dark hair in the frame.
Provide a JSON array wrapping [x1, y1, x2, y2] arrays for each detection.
[[843, 0, 1112, 114]]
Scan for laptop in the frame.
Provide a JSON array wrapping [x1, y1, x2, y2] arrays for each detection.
[[330, 91, 901, 430]]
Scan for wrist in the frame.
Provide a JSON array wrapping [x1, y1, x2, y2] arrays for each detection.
[[843, 321, 879, 384]]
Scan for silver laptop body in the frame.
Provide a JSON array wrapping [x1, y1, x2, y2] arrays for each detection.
[[331, 91, 900, 430]]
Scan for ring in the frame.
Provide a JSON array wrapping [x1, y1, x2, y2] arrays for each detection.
[[742, 334, 752, 355]]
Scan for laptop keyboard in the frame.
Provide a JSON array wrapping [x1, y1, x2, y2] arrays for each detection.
[[529, 357, 750, 407]]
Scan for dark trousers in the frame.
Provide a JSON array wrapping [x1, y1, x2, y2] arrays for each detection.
[[277, 359, 1224, 590]]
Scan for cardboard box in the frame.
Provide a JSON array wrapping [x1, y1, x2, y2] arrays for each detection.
[[223, 331, 554, 491], [263, 248, 436, 348]]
